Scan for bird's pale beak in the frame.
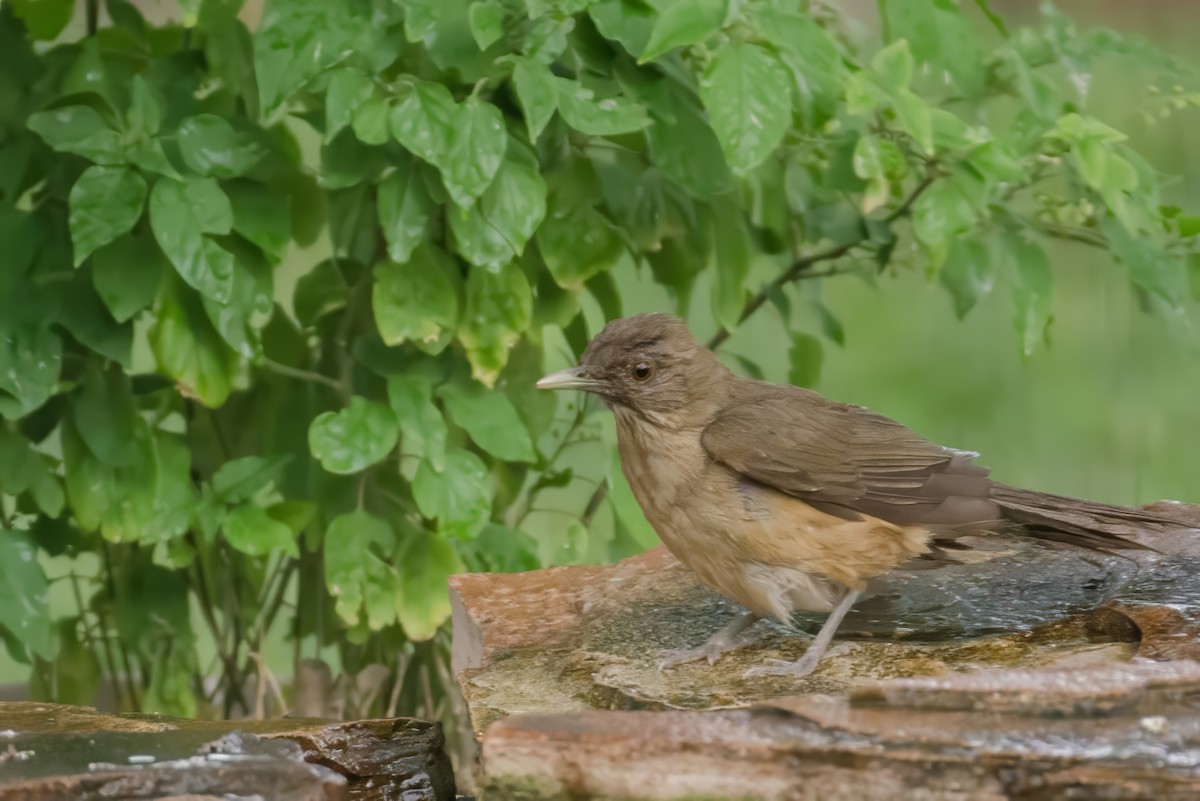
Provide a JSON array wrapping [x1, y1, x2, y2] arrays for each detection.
[[536, 366, 603, 391]]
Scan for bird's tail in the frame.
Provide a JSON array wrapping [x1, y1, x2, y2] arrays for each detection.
[[991, 483, 1192, 553]]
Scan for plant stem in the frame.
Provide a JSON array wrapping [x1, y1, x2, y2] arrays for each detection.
[[1036, 222, 1108, 249], [86, 0, 99, 36], [187, 543, 251, 713], [71, 571, 123, 710], [262, 359, 345, 393], [579, 172, 939, 527], [99, 541, 142, 712]]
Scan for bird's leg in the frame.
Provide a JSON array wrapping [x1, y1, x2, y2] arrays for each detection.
[[658, 611, 760, 670], [744, 589, 862, 679]]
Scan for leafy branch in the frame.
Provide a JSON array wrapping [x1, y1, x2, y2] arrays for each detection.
[[582, 173, 940, 526]]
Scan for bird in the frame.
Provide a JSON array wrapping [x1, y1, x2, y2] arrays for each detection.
[[535, 312, 1191, 678]]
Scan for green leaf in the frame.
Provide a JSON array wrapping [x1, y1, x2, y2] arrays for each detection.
[[387, 374, 448, 470], [308, 396, 400, 475], [398, 0, 439, 42], [267, 500, 316, 534], [61, 419, 111, 532], [448, 149, 547, 266], [27, 106, 125, 164], [1006, 234, 1052, 357], [940, 237, 992, 319], [0, 320, 61, 421], [468, 0, 504, 50], [1103, 218, 1188, 308], [871, 39, 914, 92], [555, 78, 651, 136], [1177, 215, 1200, 239], [851, 135, 902, 215], [0, 430, 49, 499], [326, 67, 376, 142], [395, 530, 464, 640], [536, 204, 625, 290], [127, 75, 165, 138], [351, 95, 392, 146], [92, 234, 165, 323], [441, 97, 507, 208], [891, 88, 934, 156], [372, 243, 462, 352], [459, 262, 533, 385], [253, 0, 374, 111], [227, 183, 293, 262], [377, 158, 435, 263], [750, 7, 842, 123], [224, 504, 299, 557], [10, 0, 75, 40], [390, 80, 459, 166], [68, 167, 148, 267], [324, 509, 396, 627], [884, 0, 986, 97], [149, 177, 236, 303], [73, 367, 139, 467], [212, 455, 293, 502], [522, 15, 572, 63], [622, 73, 732, 198], [711, 203, 751, 330], [177, 115, 268, 178], [149, 283, 239, 408], [787, 332, 823, 388], [293, 259, 349, 327], [912, 176, 981, 270], [60, 276, 133, 367], [511, 57, 558, 142], [640, 0, 726, 63], [590, 0, 655, 57], [438, 379, 535, 462], [412, 448, 491, 540], [0, 529, 54, 662], [700, 42, 792, 174]]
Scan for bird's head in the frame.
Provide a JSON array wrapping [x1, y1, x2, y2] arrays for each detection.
[[536, 313, 730, 426]]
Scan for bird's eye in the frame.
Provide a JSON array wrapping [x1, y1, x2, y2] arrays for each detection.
[[632, 362, 653, 382]]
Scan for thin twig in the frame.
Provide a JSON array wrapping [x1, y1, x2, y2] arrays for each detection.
[[85, 0, 99, 36], [71, 571, 123, 710], [1036, 222, 1108, 249], [510, 402, 589, 529], [99, 541, 142, 712], [261, 359, 344, 393], [579, 172, 940, 527]]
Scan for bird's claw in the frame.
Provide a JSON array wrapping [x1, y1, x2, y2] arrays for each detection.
[[743, 654, 820, 679], [657, 639, 745, 671]]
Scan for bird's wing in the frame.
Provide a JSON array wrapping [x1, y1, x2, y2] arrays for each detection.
[[700, 386, 999, 527]]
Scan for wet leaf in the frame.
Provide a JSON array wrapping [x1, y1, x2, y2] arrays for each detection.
[[438, 379, 535, 462], [308, 396, 400, 475], [224, 504, 299, 557], [700, 42, 792, 174], [412, 448, 491, 540], [372, 243, 462, 353], [149, 177, 236, 303], [395, 529, 464, 640], [387, 374, 448, 470], [640, 0, 726, 62], [324, 509, 397, 627], [68, 167, 148, 267]]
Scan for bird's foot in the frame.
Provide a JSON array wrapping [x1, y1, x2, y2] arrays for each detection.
[[743, 651, 822, 679], [658, 637, 749, 670]]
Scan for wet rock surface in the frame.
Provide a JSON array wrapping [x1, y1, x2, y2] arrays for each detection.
[[451, 503, 1200, 799], [0, 703, 455, 801]]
